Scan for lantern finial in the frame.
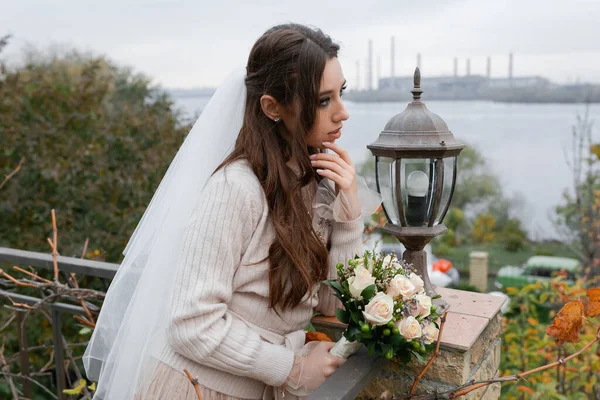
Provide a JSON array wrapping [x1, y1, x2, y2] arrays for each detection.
[[411, 67, 423, 102]]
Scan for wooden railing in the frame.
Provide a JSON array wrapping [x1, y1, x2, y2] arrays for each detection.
[[0, 247, 378, 399]]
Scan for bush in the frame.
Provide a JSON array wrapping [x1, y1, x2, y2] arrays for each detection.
[[500, 219, 527, 252], [472, 213, 496, 244], [0, 47, 190, 262], [501, 279, 600, 398]]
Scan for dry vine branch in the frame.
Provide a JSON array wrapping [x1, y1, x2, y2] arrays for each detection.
[[50, 209, 59, 281], [403, 322, 600, 400], [409, 312, 448, 395], [0, 211, 106, 397], [1, 337, 20, 399], [184, 368, 203, 400], [12, 266, 52, 284], [0, 157, 24, 191], [1, 372, 58, 399]]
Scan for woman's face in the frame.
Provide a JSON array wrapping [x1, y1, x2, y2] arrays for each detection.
[[304, 57, 349, 149]]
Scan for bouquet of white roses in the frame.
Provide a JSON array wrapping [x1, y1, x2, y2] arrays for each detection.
[[325, 250, 443, 362]]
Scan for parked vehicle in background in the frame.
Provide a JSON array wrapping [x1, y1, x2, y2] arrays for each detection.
[[495, 255, 580, 289]]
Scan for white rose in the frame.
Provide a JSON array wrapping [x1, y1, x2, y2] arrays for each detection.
[[355, 258, 375, 273], [409, 273, 425, 293], [348, 266, 376, 298], [386, 274, 416, 299], [414, 294, 432, 318], [422, 323, 439, 344], [362, 292, 394, 326], [382, 254, 395, 268], [396, 316, 422, 341]]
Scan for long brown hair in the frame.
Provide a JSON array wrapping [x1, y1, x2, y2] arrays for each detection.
[[219, 24, 340, 311]]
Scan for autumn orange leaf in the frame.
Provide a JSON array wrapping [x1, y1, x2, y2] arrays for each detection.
[[305, 331, 332, 343], [517, 385, 535, 395], [586, 288, 600, 317], [546, 300, 585, 346]]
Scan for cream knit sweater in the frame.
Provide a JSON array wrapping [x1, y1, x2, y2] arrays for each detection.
[[156, 160, 364, 399]]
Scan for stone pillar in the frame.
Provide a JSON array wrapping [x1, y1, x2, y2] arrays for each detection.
[[312, 288, 505, 399], [469, 251, 489, 292]]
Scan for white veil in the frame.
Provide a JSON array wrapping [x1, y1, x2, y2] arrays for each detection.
[[83, 68, 247, 399]]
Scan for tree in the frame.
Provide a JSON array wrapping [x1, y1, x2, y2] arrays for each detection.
[[472, 213, 496, 244], [451, 144, 502, 212], [554, 106, 599, 278], [0, 43, 190, 262]]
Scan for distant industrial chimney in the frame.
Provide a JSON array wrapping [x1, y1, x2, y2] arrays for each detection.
[[508, 52, 514, 82], [417, 53, 421, 71], [466, 58, 471, 76], [486, 56, 491, 79], [390, 36, 395, 78], [365, 58, 369, 90], [454, 57, 458, 77], [355, 60, 360, 91], [376, 56, 381, 90], [368, 40, 373, 90]]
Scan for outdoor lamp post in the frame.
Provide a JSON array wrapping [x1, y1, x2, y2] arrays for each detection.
[[367, 68, 464, 312]]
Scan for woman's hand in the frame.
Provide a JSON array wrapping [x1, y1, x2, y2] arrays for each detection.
[[310, 142, 361, 219], [284, 341, 345, 396]]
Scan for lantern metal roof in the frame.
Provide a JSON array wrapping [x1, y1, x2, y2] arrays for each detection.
[[367, 68, 464, 159]]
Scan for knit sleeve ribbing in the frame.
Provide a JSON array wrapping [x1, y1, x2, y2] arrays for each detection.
[[166, 171, 294, 387]]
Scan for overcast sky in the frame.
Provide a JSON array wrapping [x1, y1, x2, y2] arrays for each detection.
[[2, 0, 600, 89]]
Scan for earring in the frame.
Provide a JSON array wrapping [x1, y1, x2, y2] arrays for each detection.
[[273, 118, 280, 122]]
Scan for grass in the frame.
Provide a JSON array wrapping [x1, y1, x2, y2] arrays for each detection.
[[435, 240, 577, 274]]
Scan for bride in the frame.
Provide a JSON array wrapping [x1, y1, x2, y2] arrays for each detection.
[[84, 23, 379, 399]]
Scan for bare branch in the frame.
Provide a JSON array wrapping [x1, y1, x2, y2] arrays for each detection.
[[409, 312, 448, 394], [404, 325, 600, 400], [184, 368, 203, 400], [0, 337, 20, 399], [0, 157, 24, 191], [1, 372, 58, 399]]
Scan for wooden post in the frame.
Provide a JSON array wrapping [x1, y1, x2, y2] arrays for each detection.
[[470, 251, 489, 292]]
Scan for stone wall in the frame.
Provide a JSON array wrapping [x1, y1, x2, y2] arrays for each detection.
[[312, 288, 505, 399]]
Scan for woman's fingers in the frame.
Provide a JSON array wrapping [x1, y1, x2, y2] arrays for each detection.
[[311, 159, 349, 178], [315, 168, 353, 191], [322, 142, 353, 167], [311, 152, 351, 170]]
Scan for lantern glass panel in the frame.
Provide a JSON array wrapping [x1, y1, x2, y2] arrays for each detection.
[[400, 158, 437, 227], [435, 156, 457, 225], [376, 156, 400, 224]]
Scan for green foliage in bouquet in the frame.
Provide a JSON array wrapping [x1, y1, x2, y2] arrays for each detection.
[[324, 250, 443, 363]]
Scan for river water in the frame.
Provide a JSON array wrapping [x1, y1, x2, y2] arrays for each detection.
[[172, 96, 600, 240]]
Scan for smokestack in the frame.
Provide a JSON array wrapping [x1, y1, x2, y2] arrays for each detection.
[[466, 58, 471, 76], [486, 56, 491, 79], [377, 55, 381, 90], [391, 36, 395, 78], [365, 58, 369, 90], [508, 52, 513, 81], [355, 60, 360, 91], [416, 53, 421, 71], [454, 57, 458, 77], [368, 40, 373, 90]]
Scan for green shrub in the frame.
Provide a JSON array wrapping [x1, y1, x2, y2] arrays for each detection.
[[0, 48, 190, 262]]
